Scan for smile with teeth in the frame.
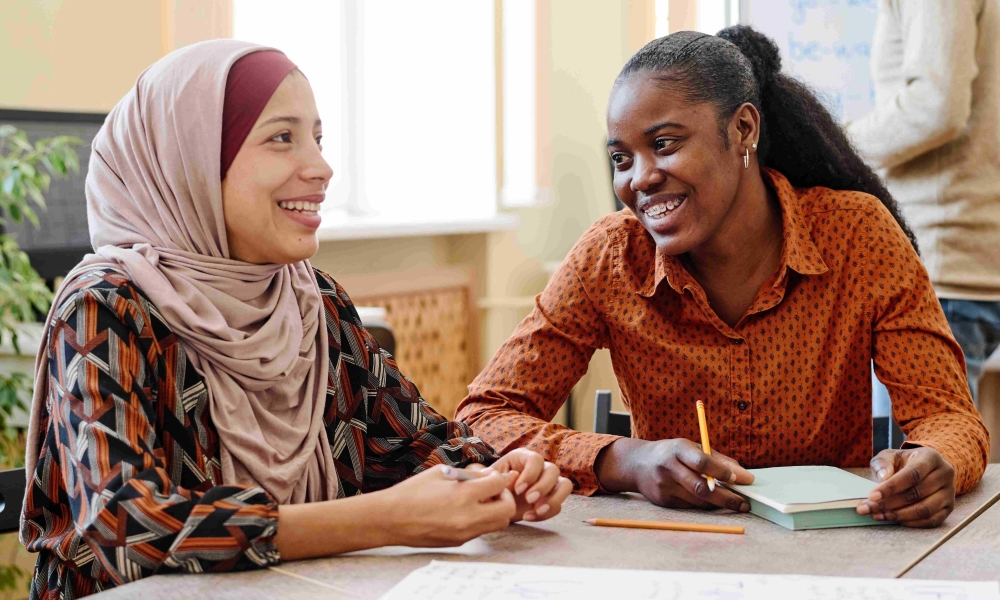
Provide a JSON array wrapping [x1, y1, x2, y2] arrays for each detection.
[[278, 200, 321, 213], [643, 195, 686, 218]]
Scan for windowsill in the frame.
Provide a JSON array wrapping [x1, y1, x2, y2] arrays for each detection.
[[316, 213, 520, 242]]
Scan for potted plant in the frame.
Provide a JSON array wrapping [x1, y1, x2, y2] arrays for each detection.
[[0, 124, 80, 594]]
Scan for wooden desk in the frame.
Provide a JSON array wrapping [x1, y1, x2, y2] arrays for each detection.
[[98, 466, 1000, 600], [904, 493, 1000, 581]]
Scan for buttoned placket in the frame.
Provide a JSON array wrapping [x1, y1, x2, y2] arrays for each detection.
[[674, 266, 795, 466]]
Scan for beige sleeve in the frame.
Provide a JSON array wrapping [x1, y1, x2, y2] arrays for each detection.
[[848, 0, 980, 170]]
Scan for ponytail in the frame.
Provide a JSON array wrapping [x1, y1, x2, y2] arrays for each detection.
[[617, 26, 919, 253]]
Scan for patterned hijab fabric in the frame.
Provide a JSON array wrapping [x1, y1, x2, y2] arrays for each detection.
[[24, 39, 338, 505]]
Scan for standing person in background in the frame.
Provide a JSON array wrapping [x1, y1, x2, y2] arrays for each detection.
[[848, 0, 1000, 403]]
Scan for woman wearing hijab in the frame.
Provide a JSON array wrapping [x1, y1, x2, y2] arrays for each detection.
[[20, 40, 572, 599]]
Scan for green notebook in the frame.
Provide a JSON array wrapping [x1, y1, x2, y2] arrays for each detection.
[[720, 466, 897, 531]]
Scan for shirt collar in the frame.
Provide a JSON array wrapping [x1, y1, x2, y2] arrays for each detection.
[[638, 168, 829, 298]]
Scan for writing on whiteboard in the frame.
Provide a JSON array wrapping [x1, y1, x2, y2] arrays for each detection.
[[787, 34, 870, 62], [742, 0, 878, 122]]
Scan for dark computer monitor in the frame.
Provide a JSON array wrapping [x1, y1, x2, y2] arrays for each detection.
[[0, 109, 106, 280]]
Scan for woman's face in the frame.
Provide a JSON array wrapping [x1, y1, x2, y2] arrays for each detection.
[[222, 71, 333, 265], [606, 72, 752, 256]]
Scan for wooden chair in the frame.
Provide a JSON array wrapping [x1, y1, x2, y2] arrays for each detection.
[[593, 390, 632, 438], [593, 390, 903, 455], [356, 307, 396, 356]]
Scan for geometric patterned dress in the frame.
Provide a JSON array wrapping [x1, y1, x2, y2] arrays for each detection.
[[21, 268, 495, 599]]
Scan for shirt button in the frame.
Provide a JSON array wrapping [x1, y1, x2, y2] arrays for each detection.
[[733, 338, 743, 344], [737, 401, 749, 411]]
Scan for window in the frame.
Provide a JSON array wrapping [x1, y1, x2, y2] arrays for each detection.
[[233, 1, 499, 232], [694, 0, 739, 34], [654, 0, 739, 37]]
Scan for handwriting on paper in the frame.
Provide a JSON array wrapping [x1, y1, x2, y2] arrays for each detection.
[[379, 561, 1000, 600]]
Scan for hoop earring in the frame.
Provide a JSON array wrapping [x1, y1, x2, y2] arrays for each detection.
[[744, 147, 750, 170]]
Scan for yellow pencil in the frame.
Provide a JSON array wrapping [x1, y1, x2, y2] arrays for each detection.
[[584, 518, 743, 535], [695, 400, 715, 492]]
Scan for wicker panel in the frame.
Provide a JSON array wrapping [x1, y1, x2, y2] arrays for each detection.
[[351, 285, 474, 419]]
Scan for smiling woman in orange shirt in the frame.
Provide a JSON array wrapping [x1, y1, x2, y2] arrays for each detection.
[[457, 27, 989, 528]]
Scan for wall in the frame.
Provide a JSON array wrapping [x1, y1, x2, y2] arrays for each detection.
[[313, 235, 475, 281], [0, 0, 231, 112], [0, 0, 162, 111], [481, 0, 653, 430], [0, 0, 232, 112]]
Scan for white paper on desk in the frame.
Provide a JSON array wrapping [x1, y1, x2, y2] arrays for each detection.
[[378, 561, 1000, 600]]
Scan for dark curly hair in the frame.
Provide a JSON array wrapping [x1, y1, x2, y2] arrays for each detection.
[[616, 26, 919, 253]]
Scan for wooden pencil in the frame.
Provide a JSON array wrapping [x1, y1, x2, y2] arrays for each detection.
[[585, 518, 744, 535], [696, 400, 716, 492]]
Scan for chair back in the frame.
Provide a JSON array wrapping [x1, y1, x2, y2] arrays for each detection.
[[593, 390, 631, 437], [0, 468, 26, 535]]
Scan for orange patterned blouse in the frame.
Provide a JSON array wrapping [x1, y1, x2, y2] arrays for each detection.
[[458, 169, 989, 496]]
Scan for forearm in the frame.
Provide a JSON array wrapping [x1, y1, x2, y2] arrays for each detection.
[[32, 474, 281, 582], [594, 437, 647, 493], [901, 412, 989, 495], [276, 490, 397, 560], [848, 95, 967, 170], [462, 402, 619, 495]]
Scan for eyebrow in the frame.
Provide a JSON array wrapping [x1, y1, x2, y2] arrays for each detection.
[[606, 120, 687, 147], [255, 116, 323, 129]]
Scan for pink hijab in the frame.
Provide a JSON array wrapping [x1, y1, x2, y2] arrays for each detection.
[[23, 39, 338, 506]]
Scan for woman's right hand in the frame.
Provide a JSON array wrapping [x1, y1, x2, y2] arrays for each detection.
[[594, 438, 754, 512], [383, 465, 517, 547]]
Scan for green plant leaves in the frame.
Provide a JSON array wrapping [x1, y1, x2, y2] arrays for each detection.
[[0, 561, 25, 592], [0, 125, 77, 470], [0, 130, 80, 221]]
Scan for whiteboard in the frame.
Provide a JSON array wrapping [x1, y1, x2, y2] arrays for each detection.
[[740, 0, 879, 122]]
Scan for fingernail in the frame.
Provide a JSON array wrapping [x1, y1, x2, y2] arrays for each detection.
[[526, 491, 540, 504], [441, 466, 453, 477], [537, 504, 550, 515], [516, 483, 528, 495], [740, 502, 750, 513], [729, 472, 738, 482], [873, 513, 884, 521], [524, 511, 537, 521], [869, 491, 882, 502], [857, 503, 870, 515], [877, 469, 888, 481]]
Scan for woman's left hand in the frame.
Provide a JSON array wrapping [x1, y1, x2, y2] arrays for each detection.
[[857, 447, 956, 528], [480, 449, 573, 523]]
